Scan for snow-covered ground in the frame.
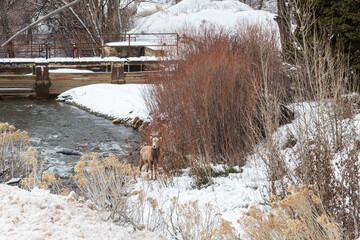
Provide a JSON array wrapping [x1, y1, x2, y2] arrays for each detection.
[[57, 84, 149, 121], [133, 163, 268, 231], [0, 184, 165, 240]]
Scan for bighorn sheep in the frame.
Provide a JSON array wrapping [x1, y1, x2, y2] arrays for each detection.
[[139, 137, 162, 180]]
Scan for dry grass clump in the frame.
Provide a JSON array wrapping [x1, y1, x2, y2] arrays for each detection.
[[72, 153, 137, 223], [240, 184, 341, 240], [131, 189, 237, 239], [0, 122, 63, 193], [73, 153, 162, 230], [166, 197, 237, 240], [0, 122, 30, 182]]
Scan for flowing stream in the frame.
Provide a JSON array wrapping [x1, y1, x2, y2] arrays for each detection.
[[0, 98, 140, 179]]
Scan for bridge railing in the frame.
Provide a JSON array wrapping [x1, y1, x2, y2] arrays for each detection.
[[0, 33, 179, 58]]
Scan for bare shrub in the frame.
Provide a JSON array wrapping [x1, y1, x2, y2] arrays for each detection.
[[252, 0, 360, 237], [189, 158, 214, 189], [0, 122, 63, 193], [143, 25, 285, 172], [0, 122, 31, 182], [166, 198, 237, 240], [72, 153, 137, 224], [240, 184, 342, 240], [128, 186, 167, 232]]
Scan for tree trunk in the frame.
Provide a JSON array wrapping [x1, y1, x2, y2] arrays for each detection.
[[0, 2, 15, 57]]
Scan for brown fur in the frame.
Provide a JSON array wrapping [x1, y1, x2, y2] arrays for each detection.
[[139, 137, 162, 180]]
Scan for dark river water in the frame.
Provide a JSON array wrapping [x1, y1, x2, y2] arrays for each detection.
[[0, 98, 140, 178]]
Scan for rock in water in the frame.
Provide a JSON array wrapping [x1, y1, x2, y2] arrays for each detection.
[[57, 148, 82, 156]]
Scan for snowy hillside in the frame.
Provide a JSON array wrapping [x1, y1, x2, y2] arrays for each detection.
[[132, 0, 278, 35]]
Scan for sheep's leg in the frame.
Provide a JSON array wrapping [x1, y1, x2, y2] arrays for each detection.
[[154, 162, 158, 180], [150, 164, 154, 180], [139, 157, 144, 171]]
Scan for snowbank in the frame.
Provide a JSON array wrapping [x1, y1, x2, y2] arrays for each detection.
[[57, 84, 149, 121], [49, 68, 94, 73], [134, 163, 267, 229], [0, 184, 164, 240]]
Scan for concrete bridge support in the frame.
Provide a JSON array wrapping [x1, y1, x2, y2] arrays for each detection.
[[111, 63, 125, 83], [35, 62, 51, 98]]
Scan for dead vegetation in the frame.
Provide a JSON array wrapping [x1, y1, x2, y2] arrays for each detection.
[[143, 25, 286, 172]]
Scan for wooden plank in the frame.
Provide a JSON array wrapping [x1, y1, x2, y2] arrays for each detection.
[[0, 75, 36, 80], [49, 74, 111, 81], [0, 87, 35, 96], [0, 82, 36, 85], [0, 85, 35, 88], [49, 73, 111, 77], [0, 93, 36, 96], [50, 78, 111, 82]]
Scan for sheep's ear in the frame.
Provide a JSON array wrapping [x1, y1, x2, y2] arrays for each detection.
[[150, 136, 153, 141]]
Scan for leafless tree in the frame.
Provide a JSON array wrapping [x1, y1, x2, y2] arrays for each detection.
[[0, 0, 142, 57]]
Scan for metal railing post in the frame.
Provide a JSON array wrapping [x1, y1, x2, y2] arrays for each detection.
[[128, 34, 131, 57]]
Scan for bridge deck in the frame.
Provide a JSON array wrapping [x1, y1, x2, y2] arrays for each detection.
[[0, 57, 162, 98]]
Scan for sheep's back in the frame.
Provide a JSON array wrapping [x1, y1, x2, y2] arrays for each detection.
[[140, 146, 153, 160]]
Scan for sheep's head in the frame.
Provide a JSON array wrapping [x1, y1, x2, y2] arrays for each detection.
[[151, 137, 162, 150]]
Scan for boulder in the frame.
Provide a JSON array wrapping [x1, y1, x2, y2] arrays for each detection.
[[132, 117, 143, 129], [125, 119, 133, 127], [112, 118, 122, 124]]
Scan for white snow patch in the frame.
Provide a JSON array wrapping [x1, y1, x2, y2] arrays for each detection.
[[106, 41, 163, 51], [132, 161, 268, 235], [0, 184, 164, 239], [57, 84, 149, 121], [49, 68, 94, 73]]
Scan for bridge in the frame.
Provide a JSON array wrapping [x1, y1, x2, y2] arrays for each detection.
[[0, 33, 178, 98]]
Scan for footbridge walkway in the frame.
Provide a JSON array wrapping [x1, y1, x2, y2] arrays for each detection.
[[0, 56, 162, 98], [0, 32, 179, 98]]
